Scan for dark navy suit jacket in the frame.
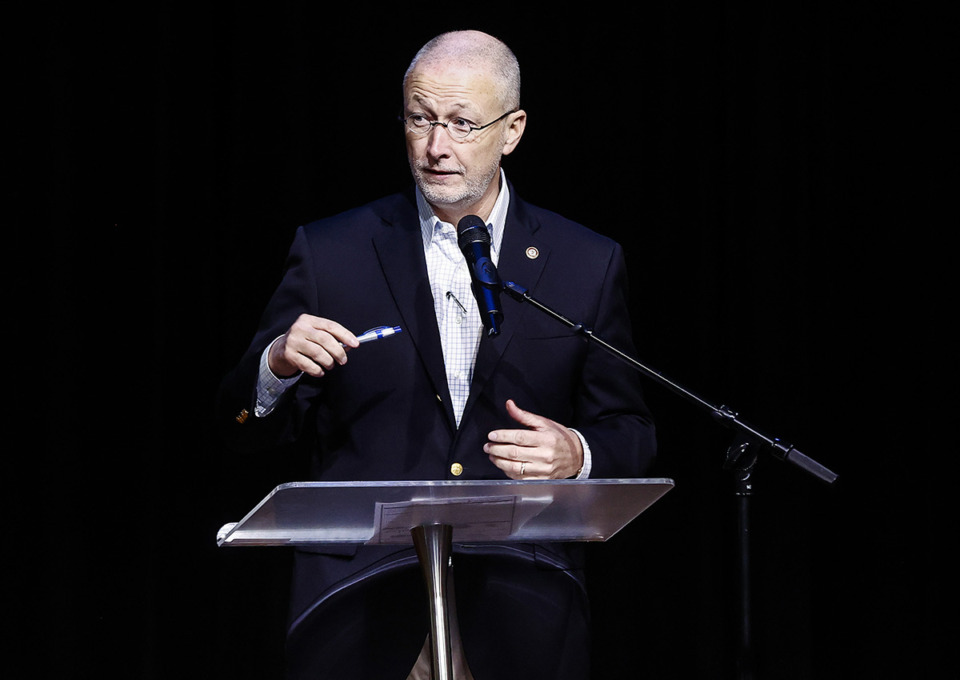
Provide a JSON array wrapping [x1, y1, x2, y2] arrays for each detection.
[[218, 184, 656, 679]]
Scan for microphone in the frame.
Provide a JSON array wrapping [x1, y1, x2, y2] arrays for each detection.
[[457, 214, 503, 336]]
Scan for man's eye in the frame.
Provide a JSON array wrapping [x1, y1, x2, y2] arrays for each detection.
[[450, 118, 473, 132]]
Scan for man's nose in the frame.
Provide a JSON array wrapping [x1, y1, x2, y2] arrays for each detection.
[[424, 124, 453, 158]]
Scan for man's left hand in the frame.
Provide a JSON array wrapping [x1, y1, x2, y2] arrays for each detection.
[[485, 399, 583, 479]]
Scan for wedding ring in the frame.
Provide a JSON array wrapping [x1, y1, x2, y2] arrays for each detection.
[[520, 461, 526, 476]]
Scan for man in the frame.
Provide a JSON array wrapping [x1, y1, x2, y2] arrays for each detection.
[[219, 30, 656, 680]]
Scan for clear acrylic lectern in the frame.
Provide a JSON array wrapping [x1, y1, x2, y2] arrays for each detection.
[[218, 478, 673, 679]]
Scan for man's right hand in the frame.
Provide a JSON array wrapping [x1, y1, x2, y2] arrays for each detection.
[[268, 314, 359, 378]]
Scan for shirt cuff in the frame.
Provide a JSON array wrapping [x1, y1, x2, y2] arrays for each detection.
[[569, 429, 592, 479], [254, 337, 302, 417]]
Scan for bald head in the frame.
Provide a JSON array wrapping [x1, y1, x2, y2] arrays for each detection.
[[404, 30, 521, 111]]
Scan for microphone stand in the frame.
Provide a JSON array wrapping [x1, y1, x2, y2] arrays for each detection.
[[502, 280, 837, 680]]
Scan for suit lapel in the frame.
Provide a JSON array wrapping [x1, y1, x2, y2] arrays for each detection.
[[371, 195, 457, 428], [461, 193, 549, 422]]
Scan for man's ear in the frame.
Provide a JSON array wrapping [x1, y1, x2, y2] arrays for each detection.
[[502, 109, 527, 156]]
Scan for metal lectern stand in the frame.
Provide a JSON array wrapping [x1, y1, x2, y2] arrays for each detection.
[[218, 478, 673, 680]]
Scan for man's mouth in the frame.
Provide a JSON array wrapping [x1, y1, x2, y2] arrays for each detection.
[[416, 162, 461, 179]]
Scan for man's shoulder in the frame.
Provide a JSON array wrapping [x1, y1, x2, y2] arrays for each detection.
[[300, 190, 417, 237], [511, 192, 620, 252]]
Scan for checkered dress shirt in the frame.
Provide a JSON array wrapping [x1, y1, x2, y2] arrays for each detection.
[[416, 174, 509, 427]]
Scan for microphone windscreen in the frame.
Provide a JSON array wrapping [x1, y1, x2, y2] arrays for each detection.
[[457, 215, 489, 248]]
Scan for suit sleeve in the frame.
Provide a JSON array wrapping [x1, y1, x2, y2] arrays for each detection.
[[571, 242, 657, 478]]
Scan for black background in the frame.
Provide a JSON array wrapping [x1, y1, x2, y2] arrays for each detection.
[[35, 3, 954, 678]]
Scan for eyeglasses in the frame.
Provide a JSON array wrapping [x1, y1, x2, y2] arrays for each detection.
[[400, 109, 517, 142]]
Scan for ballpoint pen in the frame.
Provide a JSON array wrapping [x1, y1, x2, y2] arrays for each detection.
[[354, 325, 403, 344]]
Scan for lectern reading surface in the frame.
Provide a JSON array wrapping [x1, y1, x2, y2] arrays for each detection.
[[217, 478, 673, 547]]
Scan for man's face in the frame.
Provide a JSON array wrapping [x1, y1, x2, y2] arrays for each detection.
[[403, 61, 524, 223]]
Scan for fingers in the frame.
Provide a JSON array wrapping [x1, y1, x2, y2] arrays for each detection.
[[484, 427, 556, 479], [485, 400, 584, 480], [269, 315, 359, 378]]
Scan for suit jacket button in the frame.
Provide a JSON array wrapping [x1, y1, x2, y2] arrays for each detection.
[[450, 463, 463, 476]]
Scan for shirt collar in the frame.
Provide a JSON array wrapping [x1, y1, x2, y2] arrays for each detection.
[[418, 168, 509, 262]]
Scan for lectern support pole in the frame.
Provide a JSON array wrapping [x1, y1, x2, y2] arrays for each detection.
[[412, 523, 459, 680]]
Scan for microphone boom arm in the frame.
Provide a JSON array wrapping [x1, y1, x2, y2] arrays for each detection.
[[502, 280, 837, 485]]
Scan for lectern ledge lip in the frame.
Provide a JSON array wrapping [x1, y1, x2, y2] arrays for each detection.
[[271, 478, 674, 491], [216, 522, 238, 546]]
